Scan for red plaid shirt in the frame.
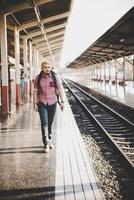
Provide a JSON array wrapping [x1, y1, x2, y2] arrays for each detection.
[[34, 73, 63, 105]]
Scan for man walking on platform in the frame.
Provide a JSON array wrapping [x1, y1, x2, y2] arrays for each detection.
[[33, 60, 65, 153]]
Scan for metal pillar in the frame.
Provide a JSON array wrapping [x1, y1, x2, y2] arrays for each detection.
[[15, 26, 21, 106], [100, 63, 102, 81], [95, 64, 97, 80], [122, 57, 125, 85], [29, 41, 33, 95], [33, 46, 38, 78], [93, 64, 95, 80], [36, 50, 39, 74], [0, 15, 9, 114], [89, 65, 91, 82], [109, 61, 111, 81], [104, 62, 106, 81], [115, 59, 117, 84], [91, 66, 93, 81], [23, 37, 28, 98]]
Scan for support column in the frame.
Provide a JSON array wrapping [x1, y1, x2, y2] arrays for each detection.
[[38, 53, 42, 69], [109, 61, 111, 81], [94, 64, 97, 81], [93, 65, 95, 80], [23, 37, 28, 98], [15, 27, 21, 105], [36, 50, 39, 73], [96, 64, 98, 82], [115, 59, 117, 84], [100, 63, 102, 81], [33, 46, 37, 78], [29, 41, 33, 95], [91, 65, 93, 80], [122, 57, 125, 85], [0, 15, 9, 114], [89, 66, 91, 82], [96, 64, 98, 81], [104, 62, 106, 81]]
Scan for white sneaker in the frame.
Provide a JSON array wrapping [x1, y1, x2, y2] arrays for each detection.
[[49, 141, 54, 149], [44, 144, 49, 153]]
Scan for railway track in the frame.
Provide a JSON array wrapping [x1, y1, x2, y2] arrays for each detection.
[[71, 81, 134, 124], [63, 79, 134, 175]]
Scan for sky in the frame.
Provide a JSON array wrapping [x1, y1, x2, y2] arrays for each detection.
[[59, 0, 134, 68]]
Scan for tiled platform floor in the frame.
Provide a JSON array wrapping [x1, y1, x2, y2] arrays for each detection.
[[0, 99, 105, 200]]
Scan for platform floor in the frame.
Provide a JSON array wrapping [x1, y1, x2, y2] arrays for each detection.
[[0, 98, 105, 199], [88, 80, 134, 109]]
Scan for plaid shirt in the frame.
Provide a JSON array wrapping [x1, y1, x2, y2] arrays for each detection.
[[34, 73, 63, 105]]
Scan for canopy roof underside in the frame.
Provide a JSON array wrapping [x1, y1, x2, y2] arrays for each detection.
[[0, 0, 73, 66], [68, 7, 134, 68]]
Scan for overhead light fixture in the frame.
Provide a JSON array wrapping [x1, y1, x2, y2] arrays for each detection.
[[120, 38, 125, 42]]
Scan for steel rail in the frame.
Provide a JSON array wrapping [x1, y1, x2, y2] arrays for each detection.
[[63, 79, 134, 173]]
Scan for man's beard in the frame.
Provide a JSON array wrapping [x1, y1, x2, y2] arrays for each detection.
[[45, 72, 50, 75]]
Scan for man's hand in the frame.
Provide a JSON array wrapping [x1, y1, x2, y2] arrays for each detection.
[[33, 102, 38, 112], [60, 102, 64, 111], [33, 89, 38, 112]]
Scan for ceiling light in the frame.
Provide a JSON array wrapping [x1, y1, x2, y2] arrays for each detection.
[[120, 38, 125, 42]]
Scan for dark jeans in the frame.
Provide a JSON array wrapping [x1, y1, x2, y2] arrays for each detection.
[[38, 102, 57, 145]]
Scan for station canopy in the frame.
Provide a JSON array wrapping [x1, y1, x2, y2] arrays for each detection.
[[68, 6, 134, 68], [0, 0, 73, 67]]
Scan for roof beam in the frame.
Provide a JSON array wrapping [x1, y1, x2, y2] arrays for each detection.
[[0, 0, 54, 16], [39, 44, 62, 52], [36, 39, 64, 48], [1, 2, 30, 15], [27, 23, 66, 38], [45, 23, 66, 32], [31, 0, 53, 59], [106, 53, 123, 66], [38, 37, 64, 45], [32, 30, 65, 43], [116, 52, 133, 65], [18, 12, 69, 31], [42, 49, 61, 57], [35, 0, 54, 6], [88, 60, 95, 65], [40, 46, 62, 54]]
